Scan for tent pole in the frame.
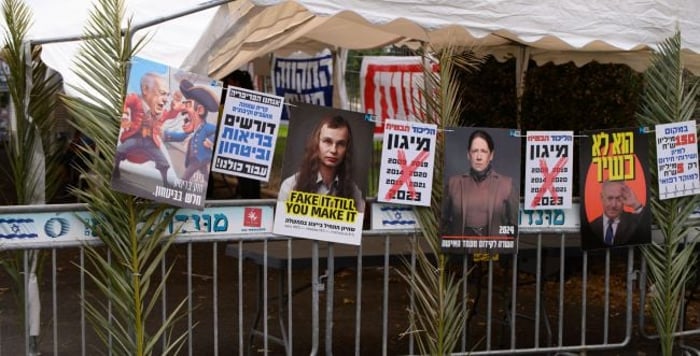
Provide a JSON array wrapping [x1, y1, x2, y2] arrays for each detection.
[[332, 48, 349, 110], [515, 46, 530, 130], [31, 0, 234, 46]]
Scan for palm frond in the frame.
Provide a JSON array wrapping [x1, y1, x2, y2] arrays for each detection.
[[61, 0, 188, 354], [1, 0, 66, 204], [397, 44, 484, 355], [638, 31, 699, 356]]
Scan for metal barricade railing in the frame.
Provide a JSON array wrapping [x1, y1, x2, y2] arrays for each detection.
[[1, 201, 698, 355]]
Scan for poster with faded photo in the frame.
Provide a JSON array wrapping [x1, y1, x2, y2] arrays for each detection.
[[111, 56, 223, 209], [579, 129, 651, 250], [272, 103, 374, 245], [441, 127, 521, 255]]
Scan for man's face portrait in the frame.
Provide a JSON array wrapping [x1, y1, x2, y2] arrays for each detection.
[[144, 77, 169, 115], [318, 123, 349, 170], [468, 137, 494, 172], [180, 99, 202, 133], [601, 182, 624, 219]]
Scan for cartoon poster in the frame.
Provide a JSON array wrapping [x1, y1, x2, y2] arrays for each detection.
[[441, 127, 521, 255], [360, 56, 439, 134], [377, 119, 437, 206], [211, 87, 283, 182], [655, 120, 700, 199], [272, 53, 333, 121], [524, 131, 574, 210], [111, 56, 223, 210], [272, 103, 374, 245], [579, 129, 651, 250]]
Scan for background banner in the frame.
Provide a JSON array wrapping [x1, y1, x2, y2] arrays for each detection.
[[360, 56, 438, 134], [272, 53, 333, 121], [579, 128, 651, 250]]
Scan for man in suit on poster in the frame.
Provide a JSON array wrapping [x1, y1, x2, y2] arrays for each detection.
[[588, 180, 650, 248]]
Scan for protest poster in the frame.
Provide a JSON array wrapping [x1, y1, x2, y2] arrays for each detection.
[[111, 56, 223, 209], [441, 127, 521, 255], [377, 119, 437, 206], [211, 87, 283, 182], [655, 120, 700, 199], [272, 103, 374, 245], [579, 129, 651, 250], [360, 56, 439, 134], [272, 52, 333, 121], [524, 131, 574, 210]]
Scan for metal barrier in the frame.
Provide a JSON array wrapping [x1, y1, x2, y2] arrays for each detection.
[[0, 201, 698, 355]]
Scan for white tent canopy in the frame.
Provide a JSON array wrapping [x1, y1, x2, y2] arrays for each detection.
[[183, 0, 700, 79], [12, 0, 700, 96]]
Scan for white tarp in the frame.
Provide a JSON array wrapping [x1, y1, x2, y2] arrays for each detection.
[[10, 0, 700, 95]]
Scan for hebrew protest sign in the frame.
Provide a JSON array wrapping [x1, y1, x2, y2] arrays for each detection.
[[377, 119, 437, 206], [360, 56, 438, 134], [524, 131, 574, 210], [272, 53, 333, 120], [655, 120, 700, 199], [579, 129, 651, 250], [212, 87, 283, 182]]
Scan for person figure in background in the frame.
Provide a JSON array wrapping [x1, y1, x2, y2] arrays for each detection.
[[207, 69, 262, 199], [278, 115, 365, 212], [162, 79, 219, 182], [442, 129, 518, 237], [589, 180, 649, 247], [114, 72, 179, 185]]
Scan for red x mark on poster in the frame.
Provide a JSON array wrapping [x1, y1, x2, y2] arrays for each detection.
[[384, 149, 430, 201], [530, 157, 568, 208]]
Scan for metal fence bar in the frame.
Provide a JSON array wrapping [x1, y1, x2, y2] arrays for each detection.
[[212, 241, 219, 356], [382, 234, 390, 356]]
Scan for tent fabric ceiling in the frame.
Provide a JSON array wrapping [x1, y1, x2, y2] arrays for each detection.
[[10, 0, 700, 96], [183, 0, 700, 78]]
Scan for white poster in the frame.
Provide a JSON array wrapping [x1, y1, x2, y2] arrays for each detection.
[[655, 120, 700, 199], [211, 87, 284, 182], [377, 119, 436, 206], [524, 131, 574, 210], [360, 56, 438, 134]]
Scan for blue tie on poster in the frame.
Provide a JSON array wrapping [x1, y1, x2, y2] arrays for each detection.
[[605, 221, 614, 245], [271, 53, 334, 121]]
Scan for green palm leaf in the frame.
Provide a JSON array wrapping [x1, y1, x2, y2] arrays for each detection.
[[397, 45, 484, 355], [638, 31, 700, 356], [60, 0, 188, 355]]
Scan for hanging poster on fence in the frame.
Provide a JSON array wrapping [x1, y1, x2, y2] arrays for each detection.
[[272, 103, 374, 245], [360, 56, 439, 134], [111, 56, 223, 209], [441, 127, 521, 255], [524, 131, 574, 210], [579, 128, 651, 250], [211, 87, 283, 182], [377, 119, 437, 206], [272, 52, 333, 121], [655, 120, 700, 199]]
